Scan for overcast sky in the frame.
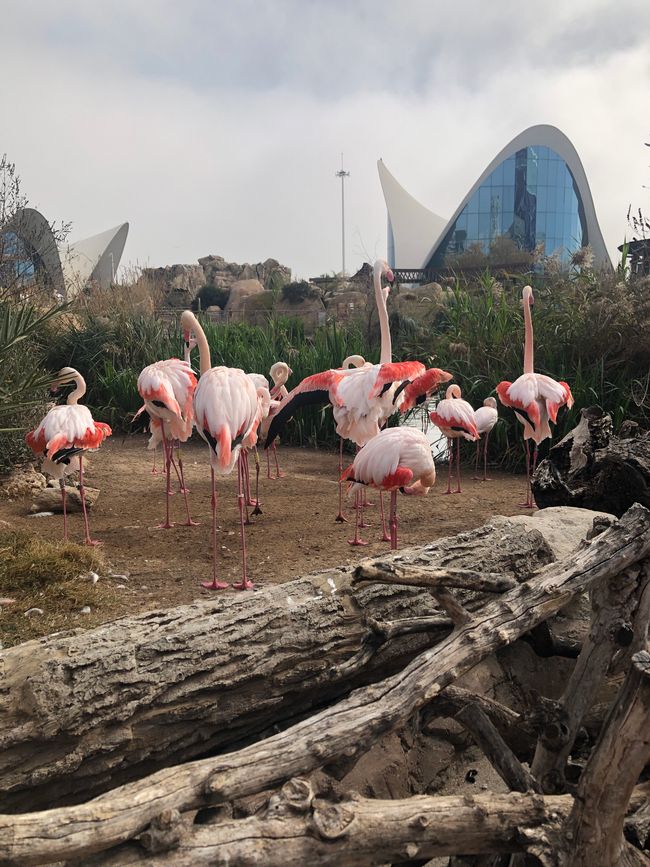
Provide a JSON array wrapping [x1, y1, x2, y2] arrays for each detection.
[[2, 0, 649, 279]]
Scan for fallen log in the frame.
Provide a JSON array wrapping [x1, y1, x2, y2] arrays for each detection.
[[0, 515, 554, 811], [1, 504, 647, 866], [80, 789, 574, 866], [532, 405, 650, 515]]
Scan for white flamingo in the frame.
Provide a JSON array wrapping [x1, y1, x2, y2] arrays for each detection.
[[181, 310, 264, 591], [26, 367, 112, 545]]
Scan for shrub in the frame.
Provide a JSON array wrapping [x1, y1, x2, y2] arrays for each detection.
[[281, 281, 318, 305]]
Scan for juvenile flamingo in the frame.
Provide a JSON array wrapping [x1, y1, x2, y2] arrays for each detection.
[[266, 361, 292, 479], [428, 385, 479, 494], [473, 397, 499, 481], [181, 310, 263, 591], [26, 367, 112, 545], [341, 427, 436, 550], [137, 357, 198, 528], [496, 286, 573, 508]]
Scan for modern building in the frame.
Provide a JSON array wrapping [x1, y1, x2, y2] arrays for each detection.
[[0, 207, 129, 300], [378, 125, 611, 276]]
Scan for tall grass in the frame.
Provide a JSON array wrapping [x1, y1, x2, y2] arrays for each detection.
[[37, 272, 650, 467]]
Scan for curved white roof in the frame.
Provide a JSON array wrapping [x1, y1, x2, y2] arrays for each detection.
[[3, 210, 129, 300], [380, 125, 611, 270], [62, 223, 129, 296], [1, 208, 66, 295]]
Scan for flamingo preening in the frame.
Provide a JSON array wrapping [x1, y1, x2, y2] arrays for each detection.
[[137, 357, 198, 528], [341, 427, 436, 550], [26, 367, 112, 545], [472, 397, 498, 481], [496, 285, 574, 508], [428, 385, 479, 494], [181, 309, 263, 591]]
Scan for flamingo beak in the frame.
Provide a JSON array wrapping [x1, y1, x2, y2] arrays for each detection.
[[386, 268, 395, 284]]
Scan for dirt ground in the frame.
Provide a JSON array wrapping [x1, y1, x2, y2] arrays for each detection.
[[0, 436, 528, 640]]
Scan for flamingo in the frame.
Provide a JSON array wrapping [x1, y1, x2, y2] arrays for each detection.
[[137, 357, 198, 528], [341, 427, 436, 550], [496, 285, 573, 508], [265, 361, 292, 479], [472, 397, 499, 481], [181, 309, 263, 591], [150, 334, 197, 477], [428, 384, 479, 494], [26, 367, 112, 545], [246, 371, 273, 516]]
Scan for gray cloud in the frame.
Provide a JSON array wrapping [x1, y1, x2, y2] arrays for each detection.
[[1, 0, 649, 278]]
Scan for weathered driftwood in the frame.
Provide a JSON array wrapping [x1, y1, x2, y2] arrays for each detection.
[[531, 561, 644, 793], [353, 561, 518, 593], [1, 504, 648, 867], [80, 788, 575, 866], [455, 703, 541, 794], [0, 516, 554, 811], [532, 405, 650, 515], [561, 648, 650, 866]]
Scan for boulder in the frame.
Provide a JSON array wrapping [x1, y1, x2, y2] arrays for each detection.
[[224, 279, 266, 313], [30, 485, 100, 514], [1, 465, 47, 499]]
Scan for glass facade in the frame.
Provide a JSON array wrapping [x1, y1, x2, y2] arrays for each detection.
[[426, 145, 587, 270], [0, 231, 39, 286]]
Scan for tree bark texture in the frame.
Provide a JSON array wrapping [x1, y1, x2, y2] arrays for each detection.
[[0, 516, 554, 811], [561, 649, 650, 866], [0, 505, 647, 867], [79, 789, 574, 867], [532, 405, 650, 516]]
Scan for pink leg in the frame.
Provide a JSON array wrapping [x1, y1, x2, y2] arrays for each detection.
[[176, 444, 190, 494], [60, 478, 68, 543], [273, 443, 284, 478], [472, 440, 481, 479], [243, 452, 255, 513], [482, 432, 492, 481], [444, 438, 453, 494], [389, 489, 398, 550], [232, 455, 254, 590], [177, 446, 198, 526], [379, 491, 391, 542], [156, 424, 174, 529], [519, 440, 535, 508], [348, 489, 369, 546], [79, 455, 101, 545], [335, 438, 348, 523], [252, 448, 262, 516], [151, 448, 160, 476], [202, 467, 229, 589], [454, 438, 462, 493], [266, 449, 272, 480]]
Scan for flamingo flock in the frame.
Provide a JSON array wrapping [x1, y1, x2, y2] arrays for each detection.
[[26, 275, 574, 582]]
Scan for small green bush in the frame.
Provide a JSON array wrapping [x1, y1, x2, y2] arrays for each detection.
[[281, 281, 318, 304]]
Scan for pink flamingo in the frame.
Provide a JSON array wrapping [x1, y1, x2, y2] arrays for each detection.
[[150, 334, 197, 477], [265, 361, 292, 479], [496, 285, 573, 508], [429, 385, 479, 494], [265, 261, 450, 541], [341, 427, 436, 550], [26, 367, 112, 545], [137, 357, 198, 528], [181, 310, 263, 591], [472, 397, 498, 481]]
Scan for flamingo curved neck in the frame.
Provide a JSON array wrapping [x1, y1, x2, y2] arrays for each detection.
[[374, 264, 392, 364], [67, 373, 86, 405], [189, 312, 212, 375], [523, 293, 534, 374]]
